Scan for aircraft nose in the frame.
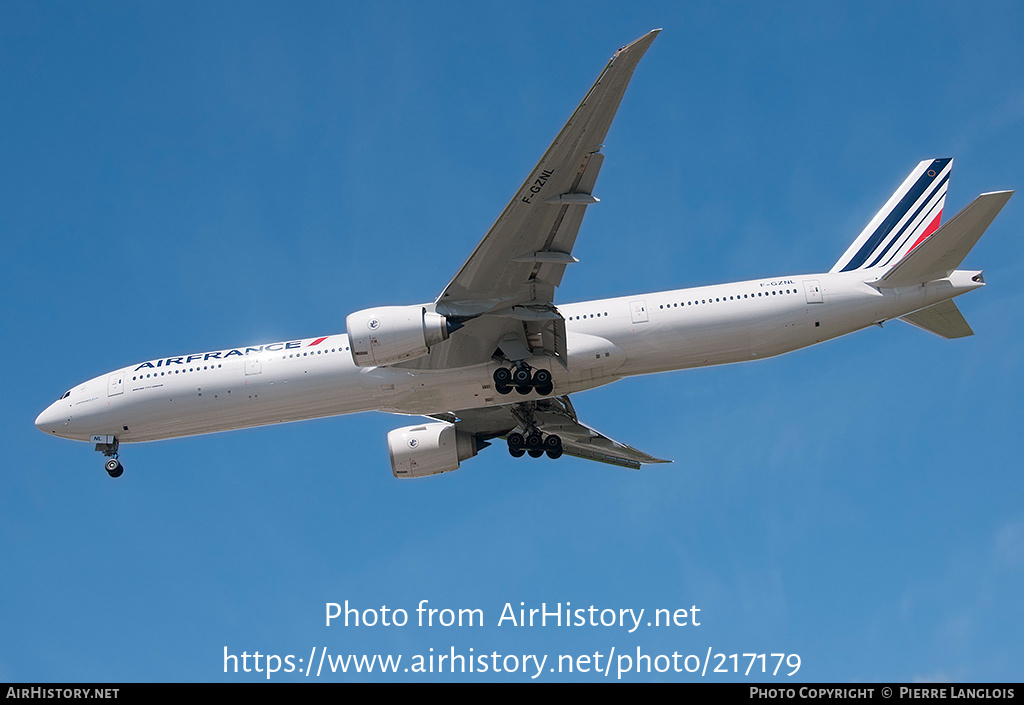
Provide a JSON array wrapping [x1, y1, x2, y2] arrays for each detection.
[[35, 404, 63, 434]]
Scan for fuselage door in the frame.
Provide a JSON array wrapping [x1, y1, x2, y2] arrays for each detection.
[[803, 280, 823, 304], [107, 372, 124, 397], [245, 357, 262, 376], [630, 300, 649, 324]]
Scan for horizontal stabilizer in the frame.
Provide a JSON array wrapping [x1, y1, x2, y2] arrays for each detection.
[[900, 300, 974, 339], [879, 191, 1013, 288]]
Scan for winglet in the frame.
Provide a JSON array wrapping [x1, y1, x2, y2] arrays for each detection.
[[615, 29, 662, 57]]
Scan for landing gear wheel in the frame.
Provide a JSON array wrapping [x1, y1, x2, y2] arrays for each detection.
[[508, 432, 525, 458], [532, 369, 553, 396], [508, 430, 562, 461], [105, 458, 123, 478], [493, 367, 513, 395], [544, 434, 563, 459], [514, 367, 533, 392]]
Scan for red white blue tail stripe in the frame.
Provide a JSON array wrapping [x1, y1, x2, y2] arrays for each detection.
[[831, 158, 952, 273]]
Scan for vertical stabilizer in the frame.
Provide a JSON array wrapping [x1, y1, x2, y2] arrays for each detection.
[[831, 158, 952, 273]]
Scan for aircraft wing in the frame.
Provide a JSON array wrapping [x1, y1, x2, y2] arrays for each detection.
[[404, 30, 659, 371], [432, 395, 671, 470]]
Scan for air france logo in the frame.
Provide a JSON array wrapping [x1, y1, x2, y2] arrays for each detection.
[[367, 318, 381, 331], [131, 337, 327, 372], [408, 438, 419, 449]]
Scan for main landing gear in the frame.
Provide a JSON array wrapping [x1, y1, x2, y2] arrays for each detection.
[[507, 431, 563, 460], [493, 364, 553, 396], [503, 398, 564, 461]]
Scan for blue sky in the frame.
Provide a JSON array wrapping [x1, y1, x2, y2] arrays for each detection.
[[2, 1, 1022, 683]]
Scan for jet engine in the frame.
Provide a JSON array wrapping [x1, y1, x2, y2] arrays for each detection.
[[387, 422, 479, 478], [346, 306, 453, 367]]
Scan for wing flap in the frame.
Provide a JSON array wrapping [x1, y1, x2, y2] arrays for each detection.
[[533, 152, 605, 290]]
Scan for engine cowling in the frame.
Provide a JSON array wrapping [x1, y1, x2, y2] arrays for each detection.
[[388, 422, 479, 478], [346, 306, 451, 367]]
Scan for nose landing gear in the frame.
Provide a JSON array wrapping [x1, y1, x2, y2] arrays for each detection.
[[104, 458, 124, 478], [94, 436, 124, 478]]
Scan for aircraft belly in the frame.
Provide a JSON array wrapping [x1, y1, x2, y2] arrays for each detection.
[[377, 364, 523, 415], [369, 359, 619, 416], [611, 308, 761, 375]]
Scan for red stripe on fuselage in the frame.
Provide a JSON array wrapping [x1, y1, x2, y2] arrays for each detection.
[[309, 337, 328, 346]]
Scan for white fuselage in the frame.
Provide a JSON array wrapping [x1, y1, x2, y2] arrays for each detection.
[[34, 267, 981, 444]]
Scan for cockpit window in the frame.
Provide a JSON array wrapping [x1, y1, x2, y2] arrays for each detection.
[[59, 391, 70, 400]]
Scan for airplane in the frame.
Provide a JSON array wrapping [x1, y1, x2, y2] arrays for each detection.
[[34, 30, 1012, 479]]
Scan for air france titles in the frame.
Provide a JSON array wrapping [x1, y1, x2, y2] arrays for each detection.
[[497, 602, 700, 634], [133, 340, 307, 372]]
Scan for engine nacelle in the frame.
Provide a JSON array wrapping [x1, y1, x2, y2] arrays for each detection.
[[388, 422, 479, 479], [346, 305, 452, 367]]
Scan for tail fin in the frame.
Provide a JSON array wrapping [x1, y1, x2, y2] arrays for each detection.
[[831, 158, 952, 273]]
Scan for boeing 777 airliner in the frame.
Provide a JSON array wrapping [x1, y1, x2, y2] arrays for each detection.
[[35, 31, 1012, 478]]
